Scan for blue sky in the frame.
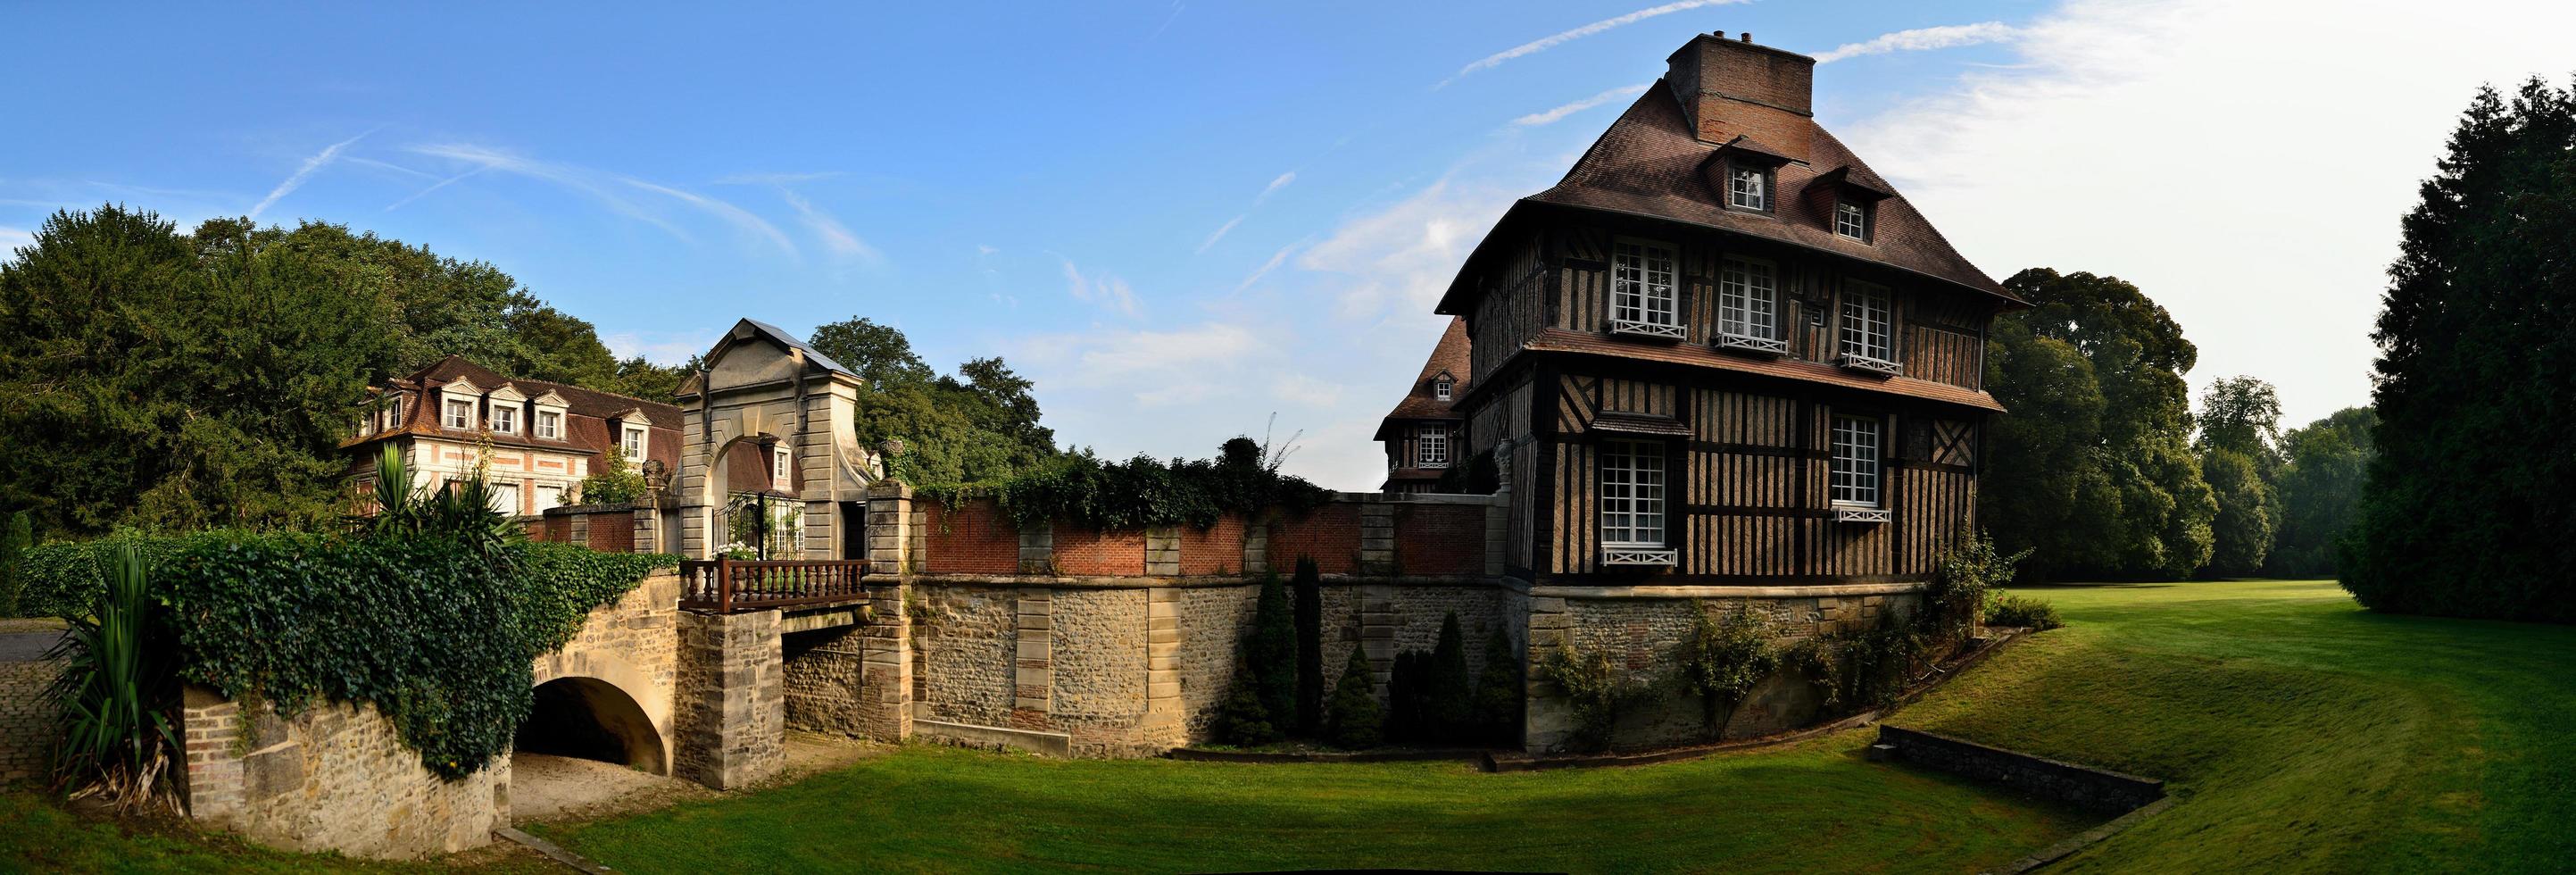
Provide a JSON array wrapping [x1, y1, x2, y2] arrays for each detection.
[[7, 1, 2572, 488]]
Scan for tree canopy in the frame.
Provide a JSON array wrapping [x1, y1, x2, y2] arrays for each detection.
[[803, 316, 1057, 487], [0, 204, 678, 536], [1981, 268, 2215, 580], [2345, 79, 2576, 622], [2269, 407, 2374, 578]]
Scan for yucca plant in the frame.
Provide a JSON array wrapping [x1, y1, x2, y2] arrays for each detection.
[[365, 444, 521, 561], [46, 544, 180, 811]]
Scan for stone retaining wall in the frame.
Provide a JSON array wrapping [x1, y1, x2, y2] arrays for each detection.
[[180, 686, 508, 860], [1877, 725, 2166, 815]]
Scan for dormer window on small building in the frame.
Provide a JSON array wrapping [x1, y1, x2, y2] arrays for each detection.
[[1433, 375, 1453, 402], [536, 410, 561, 439], [1609, 238, 1683, 339], [1835, 200, 1870, 241], [490, 405, 518, 435], [443, 398, 474, 429]]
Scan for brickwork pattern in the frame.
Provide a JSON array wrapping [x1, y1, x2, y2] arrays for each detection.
[[921, 500, 1021, 575], [1174, 517, 1244, 575], [0, 660, 55, 786], [1265, 504, 1362, 575], [1050, 524, 1146, 576], [1393, 504, 1486, 576]]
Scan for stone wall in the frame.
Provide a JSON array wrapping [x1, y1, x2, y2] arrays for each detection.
[[672, 610, 784, 789], [531, 571, 680, 771], [1524, 587, 1924, 753], [0, 660, 58, 786], [180, 686, 508, 860], [781, 622, 868, 734], [1878, 725, 2165, 815]]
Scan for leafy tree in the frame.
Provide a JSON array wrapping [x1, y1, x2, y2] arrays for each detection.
[[2197, 376, 2285, 471], [2269, 407, 2375, 577], [2200, 448, 2274, 577], [1982, 269, 2216, 580], [0, 511, 30, 617], [608, 355, 695, 403], [806, 316, 1056, 488], [2347, 79, 2576, 621], [577, 443, 651, 505]]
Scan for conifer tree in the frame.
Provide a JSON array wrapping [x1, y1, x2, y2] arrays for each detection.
[[1425, 612, 1473, 740], [1247, 571, 1297, 724], [2347, 79, 2576, 622], [1325, 646, 1383, 749], [1292, 557, 1323, 735]]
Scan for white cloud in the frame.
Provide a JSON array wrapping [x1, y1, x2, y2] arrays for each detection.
[[1442, 0, 1747, 87], [777, 188, 884, 263], [1813, 21, 2020, 63], [0, 226, 33, 254], [249, 128, 378, 220], [603, 329, 719, 365], [1257, 171, 1296, 203], [407, 143, 689, 238], [1197, 214, 1246, 254], [1057, 258, 1143, 317], [1841, 0, 2576, 428], [1297, 178, 1520, 321], [1024, 321, 1267, 388], [623, 178, 797, 255], [1232, 240, 1301, 294], [1513, 83, 1651, 127], [1270, 373, 1344, 408]]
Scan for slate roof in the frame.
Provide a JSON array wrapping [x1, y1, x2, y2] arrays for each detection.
[[1437, 80, 2019, 315], [743, 318, 856, 378], [343, 355, 686, 462], [1374, 317, 1470, 441]]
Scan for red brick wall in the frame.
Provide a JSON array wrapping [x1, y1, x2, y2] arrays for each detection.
[[587, 511, 636, 554], [1267, 504, 1361, 575], [1051, 523, 1145, 576], [1395, 504, 1482, 575], [922, 499, 1022, 575], [1176, 515, 1247, 576]]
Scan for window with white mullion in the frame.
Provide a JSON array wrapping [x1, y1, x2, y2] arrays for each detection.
[[1417, 425, 1450, 469], [1840, 281, 1895, 363], [1729, 164, 1770, 212], [1835, 201, 1869, 240], [1718, 256, 1778, 340], [443, 398, 474, 429], [1599, 439, 1666, 546], [1830, 415, 1882, 507], [1611, 239, 1679, 329]]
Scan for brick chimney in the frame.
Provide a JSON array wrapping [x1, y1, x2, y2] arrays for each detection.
[[1665, 31, 1816, 156]]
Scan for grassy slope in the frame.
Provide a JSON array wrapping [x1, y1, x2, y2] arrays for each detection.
[[1895, 579, 2576, 872], [536, 740, 2084, 874]]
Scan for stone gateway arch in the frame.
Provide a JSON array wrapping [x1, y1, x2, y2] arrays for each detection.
[[674, 318, 885, 561]]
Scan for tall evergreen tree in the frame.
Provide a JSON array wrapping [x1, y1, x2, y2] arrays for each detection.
[[2347, 79, 2576, 621], [1291, 557, 1324, 735]]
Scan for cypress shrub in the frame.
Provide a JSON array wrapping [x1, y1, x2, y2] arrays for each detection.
[[1325, 646, 1383, 749], [1292, 557, 1323, 735], [1248, 571, 1296, 726], [1470, 626, 1523, 746], [1386, 650, 1423, 742], [1218, 665, 1281, 746], [0, 511, 30, 617], [1425, 612, 1473, 740]]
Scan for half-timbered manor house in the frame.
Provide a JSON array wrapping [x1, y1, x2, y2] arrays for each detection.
[[1424, 31, 2019, 588], [1376, 317, 1471, 495]]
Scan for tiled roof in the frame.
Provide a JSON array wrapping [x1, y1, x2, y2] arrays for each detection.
[[1438, 81, 2019, 314], [1523, 329, 2004, 412], [411, 355, 685, 423], [342, 355, 687, 458], [742, 319, 857, 378], [1375, 318, 1469, 440]]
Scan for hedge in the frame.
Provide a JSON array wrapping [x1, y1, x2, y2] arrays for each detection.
[[23, 530, 675, 779]]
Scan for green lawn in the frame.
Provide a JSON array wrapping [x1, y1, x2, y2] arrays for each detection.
[[1895, 579, 2576, 872], [7, 579, 2570, 872]]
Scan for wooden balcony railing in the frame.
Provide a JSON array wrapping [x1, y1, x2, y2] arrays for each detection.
[[679, 559, 871, 613]]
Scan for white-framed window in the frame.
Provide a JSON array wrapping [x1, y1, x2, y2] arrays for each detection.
[[443, 398, 474, 429], [1835, 201, 1869, 241], [1417, 425, 1450, 469], [489, 405, 518, 435], [1611, 238, 1680, 335], [621, 426, 647, 467], [1600, 438, 1666, 546], [1840, 280, 1895, 364], [534, 484, 565, 512], [489, 481, 522, 516], [1433, 377, 1453, 402], [1831, 414, 1882, 507], [536, 410, 561, 439], [1729, 163, 1770, 212], [1718, 256, 1779, 341], [773, 446, 792, 484]]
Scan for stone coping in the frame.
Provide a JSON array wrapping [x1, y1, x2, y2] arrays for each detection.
[[1531, 581, 1927, 599], [915, 720, 1072, 758], [909, 573, 1525, 592], [1168, 746, 1495, 764], [1874, 725, 2166, 815]]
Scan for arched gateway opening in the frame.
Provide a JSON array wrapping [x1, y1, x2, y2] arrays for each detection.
[[515, 677, 667, 774]]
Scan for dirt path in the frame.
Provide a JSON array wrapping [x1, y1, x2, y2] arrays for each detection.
[[510, 754, 713, 823]]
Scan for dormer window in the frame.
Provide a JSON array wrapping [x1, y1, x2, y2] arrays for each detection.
[[1728, 163, 1771, 212], [772, 445, 791, 484], [443, 398, 474, 429], [1835, 200, 1870, 241], [489, 405, 518, 435], [621, 426, 647, 467], [1609, 238, 1683, 339], [536, 410, 561, 439], [1433, 376, 1453, 402]]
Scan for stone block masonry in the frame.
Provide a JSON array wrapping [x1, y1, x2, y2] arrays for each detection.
[[673, 610, 785, 790], [0, 660, 57, 786], [180, 685, 508, 860], [1878, 725, 2165, 815]]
